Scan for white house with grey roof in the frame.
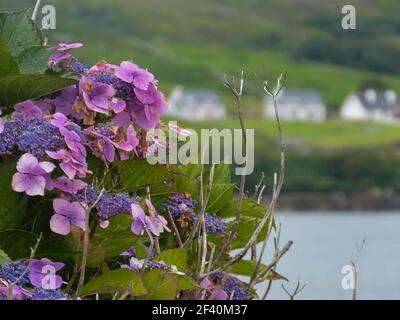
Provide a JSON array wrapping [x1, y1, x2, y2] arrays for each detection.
[[168, 86, 226, 121], [340, 89, 400, 122], [264, 89, 327, 122]]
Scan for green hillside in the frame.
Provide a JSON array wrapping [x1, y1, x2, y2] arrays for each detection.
[[2, 0, 400, 110]]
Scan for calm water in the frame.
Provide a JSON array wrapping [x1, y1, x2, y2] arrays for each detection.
[[254, 212, 400, 300]]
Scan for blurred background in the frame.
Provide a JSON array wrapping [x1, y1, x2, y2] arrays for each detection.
[[2, 0, 400, 299]]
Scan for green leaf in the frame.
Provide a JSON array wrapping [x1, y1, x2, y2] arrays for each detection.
[[0, 10, 49, 74], [231, 216, 272, 250], [205, 183, 234, 213], [92, 215, 138, 259], [155, 248, 188, 271], [0, 230, 76, 262], [140, 269, 180, 300], [15, 46, 50, 74], [230, 259, 267, 277], [117, 160, 172, 190], [80, 268, 147, 297], [0, 248, 11, 264], [0, 160, 27, 231], [0, 35, 19, 76], [0, 74, 77, 106], [219, 198, 267, 219]]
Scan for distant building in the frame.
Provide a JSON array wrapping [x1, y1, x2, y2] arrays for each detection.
[[340, 89, 400, 122], [264, 89, 327, 122], [168, 86, 226, 121]]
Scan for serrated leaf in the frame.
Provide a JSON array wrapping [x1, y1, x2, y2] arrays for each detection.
[[0, 74, 77, 106], [0, 10, 49, 74], [80, 268, 147, 297]]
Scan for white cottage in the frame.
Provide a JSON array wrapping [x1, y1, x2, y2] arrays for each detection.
[[340, 89, 400, 122], [265, 89, 327, 122], [168, 86, 226, 121]]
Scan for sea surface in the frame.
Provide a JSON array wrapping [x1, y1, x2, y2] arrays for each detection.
[[254, 211, 400, 300]]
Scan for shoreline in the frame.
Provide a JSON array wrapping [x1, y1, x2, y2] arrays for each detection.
[[261, 189, 400, 211]]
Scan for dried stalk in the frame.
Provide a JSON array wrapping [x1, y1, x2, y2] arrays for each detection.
[[7, 233, 42, 300], [213, 71, 246, 266], [74, 189, 104, 299]]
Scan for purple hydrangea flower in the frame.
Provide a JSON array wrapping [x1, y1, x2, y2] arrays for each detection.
[[118, 125, 139, 160], [201, 277, 228, 300], [50, 198, 86, 235], [28, 258, 65, 289], [54, 86, 81, 118], [30, 287, 70, 300], [84, 125, 117, 163], [0, 262, 30, 286], [79, 77, 115, 114], [54, 176, 87, 195], [164, 193, 196, 219], [46, 149, 88, 179], [133, 84, 167, 129], [73, 186, 139, 220], [48, 43, 83, 51], [209, 272, 249, 300], [59, 126, 87, 158], [14, 100, 45, 120], [114, 61, 155, 90], [12, 153, 55, 196], [193, 213, 227, 236], [131, 204, 160, 237]]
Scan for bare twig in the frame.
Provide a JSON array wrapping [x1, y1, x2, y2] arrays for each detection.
[[167, 208, 183, 247], [280, 279, 307, 300]]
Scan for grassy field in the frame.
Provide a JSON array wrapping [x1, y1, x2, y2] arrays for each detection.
[[172, 118, 400, 149]]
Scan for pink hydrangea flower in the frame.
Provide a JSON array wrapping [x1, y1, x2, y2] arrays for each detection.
[[50, 198, 86, 235], [12, 153, 56, 196]]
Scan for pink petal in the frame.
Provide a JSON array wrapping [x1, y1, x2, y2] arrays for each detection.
[[38, 161, 56, 173]]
